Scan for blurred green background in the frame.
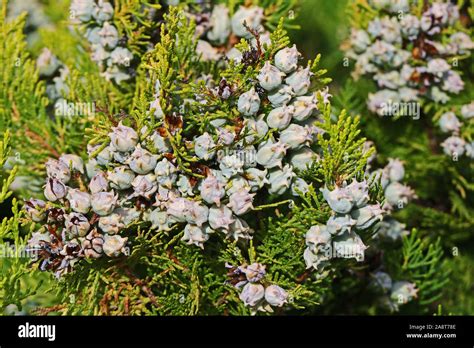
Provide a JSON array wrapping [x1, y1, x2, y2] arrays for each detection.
[[291, 0, 350, 88]]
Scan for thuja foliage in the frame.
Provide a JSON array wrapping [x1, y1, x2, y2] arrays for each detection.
[[0, 130, 57, 315], [0, 2, 52, 180], [0, 0, 451, 316]]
